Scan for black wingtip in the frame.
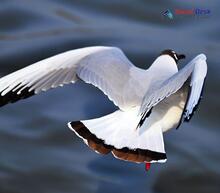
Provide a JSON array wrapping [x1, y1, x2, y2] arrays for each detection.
[[0, 86, 35, 107], [137, 108, 153, 129]]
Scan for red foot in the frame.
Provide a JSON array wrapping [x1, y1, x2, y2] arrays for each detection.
[[145, 163, 151, 171]]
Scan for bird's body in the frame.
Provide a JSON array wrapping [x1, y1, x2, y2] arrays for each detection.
[[0, 46, 207, 165]]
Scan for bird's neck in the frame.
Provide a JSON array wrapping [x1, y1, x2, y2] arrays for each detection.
[[149, 55, 178, 80]]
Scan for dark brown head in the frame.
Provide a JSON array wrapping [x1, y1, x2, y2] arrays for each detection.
[[160, 49, 186, 63]]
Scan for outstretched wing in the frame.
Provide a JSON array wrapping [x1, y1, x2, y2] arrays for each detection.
[[0, 46, 143, 110], [140, 54, 207, 121]]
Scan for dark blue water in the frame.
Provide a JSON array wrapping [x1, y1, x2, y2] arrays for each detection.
[[0, 1, 219, 193]]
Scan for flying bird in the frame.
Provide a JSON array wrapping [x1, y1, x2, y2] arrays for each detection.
[[0, 46, 207, 170]]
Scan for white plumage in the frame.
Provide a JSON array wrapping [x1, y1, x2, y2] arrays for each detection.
[[0, 46, 207, 163], [140, 54, 207, 119]]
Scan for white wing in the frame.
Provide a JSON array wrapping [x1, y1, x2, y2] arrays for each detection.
[[0, 46, 143, 109], [140, 54, 207, 121]]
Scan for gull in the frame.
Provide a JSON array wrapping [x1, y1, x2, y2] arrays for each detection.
[[0, 46, 207, 168]]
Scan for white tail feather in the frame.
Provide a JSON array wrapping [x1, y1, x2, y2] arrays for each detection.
[[69, 107, 166, 155]]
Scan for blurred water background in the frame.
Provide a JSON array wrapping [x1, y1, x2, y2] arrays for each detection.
[[0, 0, 219, 193]]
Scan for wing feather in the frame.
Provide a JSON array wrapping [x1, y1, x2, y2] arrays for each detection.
[[0, 46, 144, 109], [140, 54, 207, 122]]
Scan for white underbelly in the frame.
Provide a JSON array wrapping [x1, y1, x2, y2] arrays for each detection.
[[139, 85, 188, 133], [154, 87, 188, 132]]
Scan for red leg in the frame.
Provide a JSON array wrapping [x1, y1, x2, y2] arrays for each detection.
[[145, 162, 151, 171]]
